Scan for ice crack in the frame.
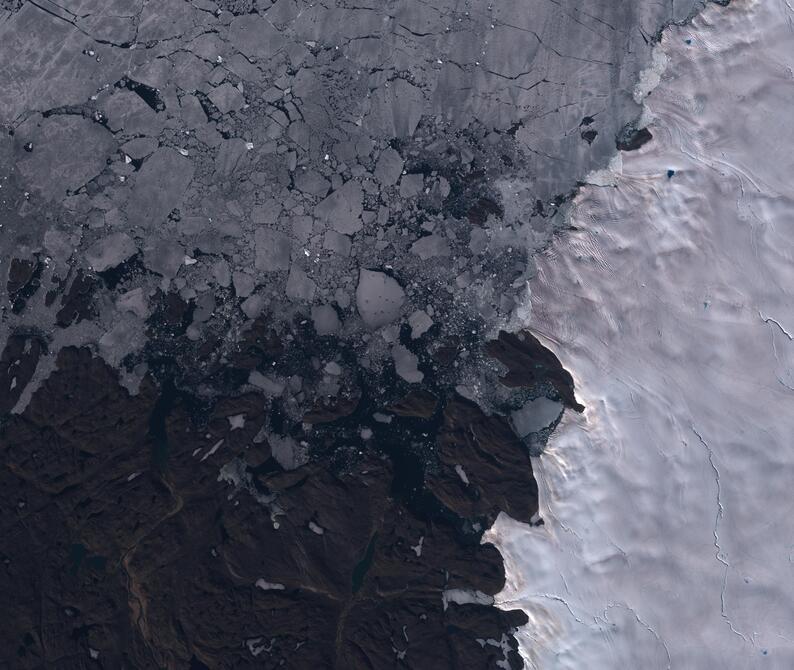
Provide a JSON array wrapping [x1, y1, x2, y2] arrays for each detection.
[[691, 426, 750, 643], [499, 592, 590, 628], [601, 602, 672, 670], [759, 311, 794, 341]]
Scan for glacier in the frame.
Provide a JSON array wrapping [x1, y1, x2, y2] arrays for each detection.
[[486, 1, 794, 668]]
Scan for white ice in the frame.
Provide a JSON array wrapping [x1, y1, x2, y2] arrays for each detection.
[[485, 2, 794, 668]]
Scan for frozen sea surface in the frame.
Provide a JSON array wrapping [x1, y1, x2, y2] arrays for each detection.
[[486, 1, 794, 668]]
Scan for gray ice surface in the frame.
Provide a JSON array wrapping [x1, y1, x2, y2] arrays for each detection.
[[0, 0, 705, 395], [510, 397, 562, 438], [392, 344, 424, 384], [311, 304, 341, 335], [84, 232, 136, 272], [355, 269, 406, 330]]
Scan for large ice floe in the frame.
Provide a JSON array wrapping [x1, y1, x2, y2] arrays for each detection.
[[486, 1, 794, 668]]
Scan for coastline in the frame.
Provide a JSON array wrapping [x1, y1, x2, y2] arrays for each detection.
[[486, 0, 794, 667]]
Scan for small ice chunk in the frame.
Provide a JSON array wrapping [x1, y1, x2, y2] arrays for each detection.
[[442, 588, 494, 611], [410, 234, 450, 260], [255, 578, 285, 591], [241, 293, 266, 319], [246, 637, 272, 657], [392, 345, 423, 384], [469, 228, 488, 255], [200, 439, 224, 462], [374, 147, 404, 186], [252, 200, 281, 225], [270, 434, 309, 470], [510, 397, 563, 437], [408, 310, 433, 339], [314, 180, 363, 234], [324, 361, 342, 376], [411, 536, 424, 557], [380, 325, 400, 344], [399, 173, 423, 198], [455, 385, 477, 401], [311, 304, 341, 335], [255, 228, 291, 271], [291, 215, 313, 242], [373, 412, 392, 424], [323, 230, 352, 256], [294, 170, 331, 197], [249, 371, 285, 396], [456, 271, 473, 288], [360, 427, 373, 440], [356, 269, 405, 329], [85, 232, 137, 272], [116, 288, 149, 319], [308, 521, 325, 535], [228, 414, 246, 430], [335, 288, 351, 309], [285, 266, 316, 302], [233, 271, 256, 298], [143, 239, 185, 278], [454, 464, 470, 485], [213, 259, 231, 287], [208, 82, 245, 114]]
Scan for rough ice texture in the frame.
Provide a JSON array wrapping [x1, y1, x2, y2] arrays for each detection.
[[487, 2, 794, 667], [0, 0, 707, 411]]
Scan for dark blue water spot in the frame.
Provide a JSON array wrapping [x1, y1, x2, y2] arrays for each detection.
[[667, 169, 676, 179]]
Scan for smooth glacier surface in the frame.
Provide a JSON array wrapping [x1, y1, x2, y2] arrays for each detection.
[[486, 1, 794, 668]]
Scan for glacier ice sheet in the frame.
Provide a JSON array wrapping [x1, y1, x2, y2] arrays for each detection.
[[486, 2, 794, 668]]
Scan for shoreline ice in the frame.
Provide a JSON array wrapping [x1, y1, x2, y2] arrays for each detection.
[[487, 1, 794, 667]]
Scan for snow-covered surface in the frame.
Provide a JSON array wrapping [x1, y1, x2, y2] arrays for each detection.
[[486, 2, 794, 668]]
